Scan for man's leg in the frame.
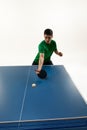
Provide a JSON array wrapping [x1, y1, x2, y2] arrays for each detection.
[[32, 60, 53, 65], [44, 60, 53, 65], [32, 61, 38, 65]]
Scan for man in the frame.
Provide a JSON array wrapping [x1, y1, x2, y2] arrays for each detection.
[[32, 29, 63, 74]]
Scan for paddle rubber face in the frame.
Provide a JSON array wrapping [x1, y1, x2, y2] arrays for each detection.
[[37, 69, 47, 79]]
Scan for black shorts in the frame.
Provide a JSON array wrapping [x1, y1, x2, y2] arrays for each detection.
[[32, 60, 53, 65]]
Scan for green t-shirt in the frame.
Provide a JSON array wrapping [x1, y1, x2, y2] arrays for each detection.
[[34, 40, 57, 63]]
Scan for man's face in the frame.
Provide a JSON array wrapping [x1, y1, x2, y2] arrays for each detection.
[[44, 34, 53, 44]]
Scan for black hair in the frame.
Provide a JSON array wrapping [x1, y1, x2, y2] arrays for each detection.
[[44, 29, 53, 36]]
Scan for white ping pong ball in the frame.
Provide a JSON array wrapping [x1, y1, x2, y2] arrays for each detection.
[[32, 83, 36, 87]]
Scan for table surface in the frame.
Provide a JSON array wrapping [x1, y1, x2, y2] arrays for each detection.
[[0, 65, 87, 129]]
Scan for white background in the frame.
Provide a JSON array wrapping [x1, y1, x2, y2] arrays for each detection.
[[0, 0, 87, 102]]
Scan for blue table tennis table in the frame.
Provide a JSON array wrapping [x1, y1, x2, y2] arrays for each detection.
[[0, 65, 87, 130]]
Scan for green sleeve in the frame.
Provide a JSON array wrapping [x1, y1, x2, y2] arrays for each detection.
[[38, 44, 45, 53], [54, 41, 57, 51]]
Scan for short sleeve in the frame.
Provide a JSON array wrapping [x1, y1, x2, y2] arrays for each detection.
[[54, 41, 57, 51], [38, 44, 45, 53]]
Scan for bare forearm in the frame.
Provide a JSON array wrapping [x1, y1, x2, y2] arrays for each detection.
[[38, 56, 44, 71], [54, 50, 63, 56], [35, 53, 44, 74], [55, 50, 59, 55]]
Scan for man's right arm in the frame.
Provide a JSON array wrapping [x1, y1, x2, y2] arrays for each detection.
[[36, 53, 44, 74]]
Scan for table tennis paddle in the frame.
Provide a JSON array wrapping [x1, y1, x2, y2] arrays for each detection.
[[37, 69, 47, 79]]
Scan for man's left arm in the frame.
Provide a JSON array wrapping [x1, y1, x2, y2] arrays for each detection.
[[53, 41, 63, 56], [54, 50, 63, 56]]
